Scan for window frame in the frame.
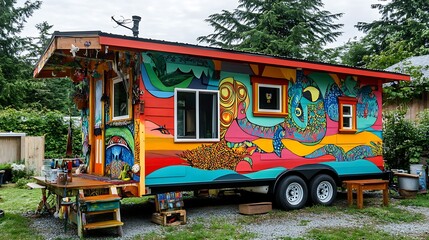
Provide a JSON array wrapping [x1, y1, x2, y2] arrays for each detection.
[[338, 96, 357, 133], [174, 88, 220, 142], [111, 75, 132, 121], [251, 76, 288, 117]]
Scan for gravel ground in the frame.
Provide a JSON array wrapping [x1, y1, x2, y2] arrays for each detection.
[[29, 192, 429, 240]]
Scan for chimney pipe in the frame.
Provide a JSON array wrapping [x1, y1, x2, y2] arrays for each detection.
[[132, 15, 141, 37]]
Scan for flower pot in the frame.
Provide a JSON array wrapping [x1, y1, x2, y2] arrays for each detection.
[[0, 170, 4, 186], [73, 97, 87, 109]]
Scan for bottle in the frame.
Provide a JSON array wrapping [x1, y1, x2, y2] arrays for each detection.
[[67, 161, 73, 182]]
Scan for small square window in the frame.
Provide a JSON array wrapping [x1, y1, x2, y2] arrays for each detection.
[[252, 77, 288, 117], [338, 97, 357, 133], [174, 88, 220, 142], [112, 76, 131, 121]]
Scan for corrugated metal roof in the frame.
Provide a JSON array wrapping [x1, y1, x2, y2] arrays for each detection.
[[34, 31, 410, 81], [386, 55, 429, 79]]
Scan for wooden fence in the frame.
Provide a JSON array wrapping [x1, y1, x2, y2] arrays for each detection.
[[0, 133, 45, 175]]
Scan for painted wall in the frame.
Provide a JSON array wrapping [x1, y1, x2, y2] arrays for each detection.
[[138, 51, 383, 187]]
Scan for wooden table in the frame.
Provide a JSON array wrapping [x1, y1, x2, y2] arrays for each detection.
[[343, 179, 389, 209]]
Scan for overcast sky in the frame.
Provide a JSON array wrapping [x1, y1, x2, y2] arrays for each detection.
[[19, 0, 383, 48]]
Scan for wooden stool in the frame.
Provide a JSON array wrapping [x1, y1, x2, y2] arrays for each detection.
[[343, 179, 389, 209]]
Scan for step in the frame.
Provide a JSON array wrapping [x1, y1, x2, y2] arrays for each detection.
[[83, 220, 124, 230], [80, 194, 121, 203], [85, 209, 118, 216]]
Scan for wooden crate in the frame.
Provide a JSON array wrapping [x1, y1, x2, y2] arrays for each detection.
[[239, 202, 272, 215], [151, 209, 186, 226]]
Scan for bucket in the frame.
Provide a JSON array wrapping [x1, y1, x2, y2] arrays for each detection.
[[410, 164, 427, 192], [396, 173, 419, 191]]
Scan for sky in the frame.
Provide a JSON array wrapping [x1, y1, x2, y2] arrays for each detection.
[[19, 0, 383, 49]]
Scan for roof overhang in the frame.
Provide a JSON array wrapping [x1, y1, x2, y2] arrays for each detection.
[[34, 31, 410, 82]]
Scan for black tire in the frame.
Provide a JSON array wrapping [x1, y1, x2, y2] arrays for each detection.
[[275, 175, 308, 210], [310, 174, 336, 206]]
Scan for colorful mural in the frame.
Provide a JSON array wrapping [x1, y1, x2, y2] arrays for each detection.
[[137, 51, 384, 186], [105, 124, 136, 180]]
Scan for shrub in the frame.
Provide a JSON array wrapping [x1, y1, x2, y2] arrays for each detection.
[[0, 163, 12, 170], [383, 109, 429, 171], [0, 108, 82, 158], [11, 163, 29, 183], [383, 109, 420, 170], [15, 178, 32, 189]]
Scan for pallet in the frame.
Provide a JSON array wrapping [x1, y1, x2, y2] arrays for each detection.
[[151, 209, 186, 226]]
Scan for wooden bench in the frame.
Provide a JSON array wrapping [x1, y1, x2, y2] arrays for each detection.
[[343, 179, 389, 209]]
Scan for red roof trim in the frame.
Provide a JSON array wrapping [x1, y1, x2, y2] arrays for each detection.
[[99, 36, 410, 81]]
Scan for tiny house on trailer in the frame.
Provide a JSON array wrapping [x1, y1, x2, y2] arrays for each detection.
[[34, 31, 409, 210]]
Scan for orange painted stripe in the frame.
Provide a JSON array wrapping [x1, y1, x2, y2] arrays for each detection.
[[99, 36, 410, 81]]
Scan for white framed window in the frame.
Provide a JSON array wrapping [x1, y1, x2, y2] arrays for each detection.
[[338, 96, 357, 133], [174, 88, 220, 142], [342, 104, 353, 129], [112, 76, 131, 121]]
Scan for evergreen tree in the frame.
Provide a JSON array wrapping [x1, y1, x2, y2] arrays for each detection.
[[197, 0, 343, 60], [343, 0, 429, 69], [0, 0, 72, 113], [0, 0, 42, 108]]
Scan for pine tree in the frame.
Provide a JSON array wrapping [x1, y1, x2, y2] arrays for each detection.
[[197, 0, 343, 60]]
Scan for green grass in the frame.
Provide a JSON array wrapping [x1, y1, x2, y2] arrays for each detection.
[[137, 217, 257, 240], [400, 193, 429, 207], [358, 206, 424, 223], [0, 184, 45, 240], [304, 226, 410, 240], [237, 203, 424, 226], [1, 183, 429, 240], [0, 184, 41, 214], [0, 213, 44, 240]]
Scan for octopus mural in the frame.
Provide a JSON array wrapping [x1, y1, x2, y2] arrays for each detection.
[[139, 51, 382, 179], [224, 71, 327, 158]]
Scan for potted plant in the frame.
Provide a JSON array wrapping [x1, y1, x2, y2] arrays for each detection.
[[0, 163, 12, 184]]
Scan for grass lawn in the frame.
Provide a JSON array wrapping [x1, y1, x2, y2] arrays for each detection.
[[1, 183, 429, 240], [0, 184, 44, 240]]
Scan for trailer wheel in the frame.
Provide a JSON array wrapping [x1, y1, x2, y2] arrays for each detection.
[[276, 175, 308, 210], [310, 174, 336, 206]]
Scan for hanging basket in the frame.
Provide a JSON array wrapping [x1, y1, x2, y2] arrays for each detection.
[[73, 96, 88, 109]]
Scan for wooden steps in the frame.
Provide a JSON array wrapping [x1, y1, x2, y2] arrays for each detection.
[[77, 188, 123, 237], [83, 220, 124, 230]]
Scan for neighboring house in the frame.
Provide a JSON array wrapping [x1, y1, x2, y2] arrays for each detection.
[[33, 31, 408, 210], [385, 55, 429, 120]]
